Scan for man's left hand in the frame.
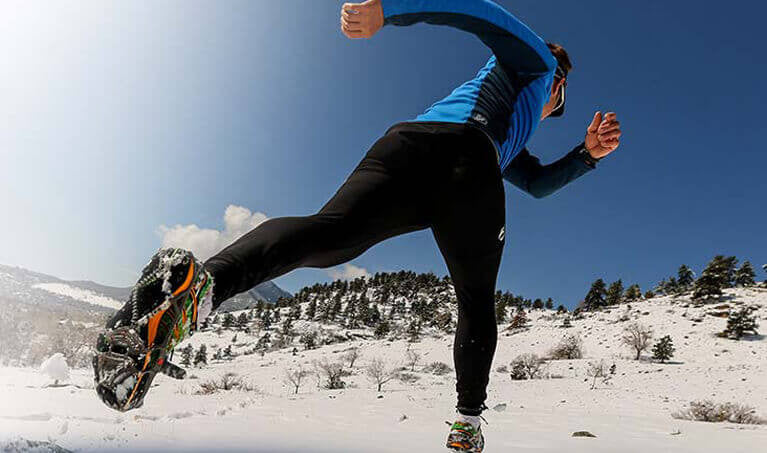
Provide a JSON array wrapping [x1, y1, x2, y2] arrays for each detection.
[[585, 111, 622, 159]]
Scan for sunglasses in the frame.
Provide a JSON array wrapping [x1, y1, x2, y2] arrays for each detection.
[[551, 64, 568, 116], [553, 77, 566, 112]]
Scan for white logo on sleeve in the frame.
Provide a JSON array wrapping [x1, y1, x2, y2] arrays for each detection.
[[472, 113, 488, 126], [498, 226, 505, 242]]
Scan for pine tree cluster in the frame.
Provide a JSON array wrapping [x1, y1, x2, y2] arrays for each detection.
[[576, 253, 766, 312]]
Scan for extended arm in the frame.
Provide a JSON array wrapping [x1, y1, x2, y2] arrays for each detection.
[[341, 0, 556, 76], [505, 111, 624, 198], [503, 144, 596, 199]]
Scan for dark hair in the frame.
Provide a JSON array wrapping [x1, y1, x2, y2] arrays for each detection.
[[546, 42, 572, 79]]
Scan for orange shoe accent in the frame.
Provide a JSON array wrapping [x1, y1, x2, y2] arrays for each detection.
[[172, 261, 195, 297], [146, 308, 167, 347], [124, 352, 153, 409]]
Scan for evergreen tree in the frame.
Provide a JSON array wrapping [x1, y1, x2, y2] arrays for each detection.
[[556, 304, 568, 314], [374, 319, 391, 339], [652, 335, 675, 363], [306, 299, 317, 320], [329, 294, 343, 321], [343, 298, 358, 329], [434, 311, 453, 333], [193, 344, 208, 367], [180, 344, 193, 367], [654, 279, 668, 296], [289, 303, 301, 320], [365, 303, 381, 327], [407, 319, 421, 343], [582, 279, 607, 311], [677, 264, 695, 290], [722, 308, 759, 340], [300, 331, 317, 350], [605, 280, 624, 306], [508, 309, 528, 330], [624, 284, 642, 302], [256, 332, 271, 351], [236, 312, 249, 330], [357, 296, 371, 326], [495, 300, 508, 324], [644, 290, 655, 299], [722, 256, 738, 288], [281, 318, 293, 341], [532, 298, 544, 310], [223, 344, 233, 358], [222, 313, 235, 329], [693, 255, 730, 300], [664, 277, 679, 295], [544, 298, 554, 310], [262, 310, 272, 330], [734, 261, 756, 287]]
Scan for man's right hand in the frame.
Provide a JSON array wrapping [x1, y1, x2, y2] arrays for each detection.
[[341, 1, 384, 39]]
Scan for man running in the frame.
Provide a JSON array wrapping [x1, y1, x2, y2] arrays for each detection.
[[93, 1, 622, 451]]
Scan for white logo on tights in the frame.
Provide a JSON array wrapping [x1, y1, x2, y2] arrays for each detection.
[[498, 226, 505, 242]]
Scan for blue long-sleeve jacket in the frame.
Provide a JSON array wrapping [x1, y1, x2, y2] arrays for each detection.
[[383, 0, 595, 197]]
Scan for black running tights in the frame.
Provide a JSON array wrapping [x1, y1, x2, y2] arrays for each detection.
[[205, 122, 505, 416]]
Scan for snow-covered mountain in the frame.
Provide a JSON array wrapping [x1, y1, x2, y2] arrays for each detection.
[[0, 264, 290, 312], [216, 282, 293, 313], [1, 272, 766, 452]]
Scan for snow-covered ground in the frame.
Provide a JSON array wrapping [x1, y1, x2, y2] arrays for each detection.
[[2, 288, 766, 452]]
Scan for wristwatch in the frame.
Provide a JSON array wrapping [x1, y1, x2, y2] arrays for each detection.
[[577, 144, 601, 168]]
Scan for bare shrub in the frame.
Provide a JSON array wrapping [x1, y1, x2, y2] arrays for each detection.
[[395, 371, 420, 384], [422, 361, 452, 376], [586, 360, 613, 389], [313, 358, 350, 390], [405, 349, 421, 372], [548, 334, 584, 360], [284, 365, 310, 394], [495, 365, 508, 373], [196, 372, 257, 394], [673, 401, 766, 425], [621, 322, 653, 360], [366, 357, 397, 392], [341, 347, 362, 368], [509, 353, 545, 380]]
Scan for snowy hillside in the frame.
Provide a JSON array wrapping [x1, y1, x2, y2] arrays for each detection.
[[0, 264, 126, 314], [0, 263, 290, 369], [2, 278, 766, 452], [32, 283, 123, 310]]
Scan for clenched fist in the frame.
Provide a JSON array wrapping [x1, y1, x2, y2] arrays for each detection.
[[585, 112, 622, 159], [341, 0, 384, 39]]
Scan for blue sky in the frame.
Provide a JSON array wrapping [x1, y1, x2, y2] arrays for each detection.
[[1, 1, 765, 308]]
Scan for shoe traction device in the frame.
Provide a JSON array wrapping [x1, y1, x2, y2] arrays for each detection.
[[93, 249, 210, 411]]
